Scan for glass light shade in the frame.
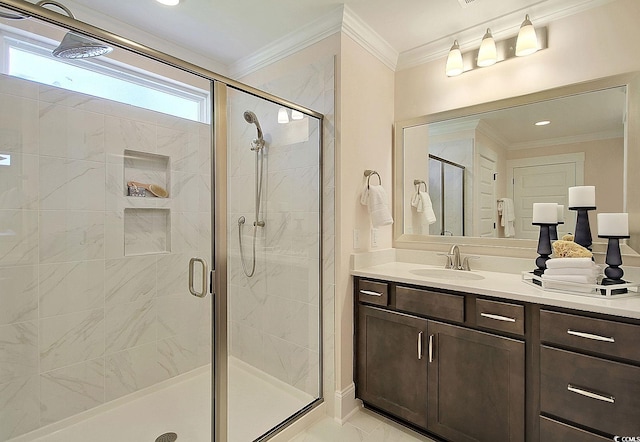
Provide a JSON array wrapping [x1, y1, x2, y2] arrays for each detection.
[[516, 15, 538, 56], [156, 0, 179, 5], [277, 107, 289, 124], [477, 29, 497, 67], [291, 109, 304, 120], [445, 40, 463, 77]]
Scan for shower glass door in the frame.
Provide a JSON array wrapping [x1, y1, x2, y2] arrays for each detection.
[[0, 10, 213, 442], [222, 86, 322, 441]]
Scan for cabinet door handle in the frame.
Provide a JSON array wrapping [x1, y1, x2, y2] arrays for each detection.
[[567, 384, 615, 404], [428, 334, 434, 363], [480, 312, 516, 323], [417, 332, 423, 360], [359, 290, 383, 297], [567, 329, 615, 343]]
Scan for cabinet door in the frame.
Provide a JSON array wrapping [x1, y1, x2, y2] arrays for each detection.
[[427, 321, 525, 442], [356, 305, 429, 428]]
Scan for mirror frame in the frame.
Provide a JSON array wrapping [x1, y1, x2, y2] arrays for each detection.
[[393, 72, 640, 263]]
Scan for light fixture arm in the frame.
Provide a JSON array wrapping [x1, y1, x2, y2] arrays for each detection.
[[0, 0, 74, 19]]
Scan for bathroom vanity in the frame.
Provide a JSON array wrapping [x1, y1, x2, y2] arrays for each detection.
[[352, 262, 640, 442]]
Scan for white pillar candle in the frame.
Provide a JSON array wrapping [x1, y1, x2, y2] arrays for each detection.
[[568, 186, 596, 207], [597, 213, 629, 236], [557, 204, 565, 223], [532, 203, 558, 224]]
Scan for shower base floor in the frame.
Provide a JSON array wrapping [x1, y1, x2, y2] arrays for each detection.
[[10, 358, 313, 442]]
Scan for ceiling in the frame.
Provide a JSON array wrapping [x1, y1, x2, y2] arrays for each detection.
[[28, 0, 610, 74]]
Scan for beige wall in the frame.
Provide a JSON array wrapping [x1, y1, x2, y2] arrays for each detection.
[[395, 0, 640, 121]]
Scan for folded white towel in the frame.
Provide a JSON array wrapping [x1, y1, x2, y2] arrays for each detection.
[[544, 267, 601, 277], [361, 183, 393, 228], [545, 258, 594, 269], [498, 198, 515, 237], [541, 274, 597, 284], [411, 191, 437, 225], [542, 280, 595, 294]]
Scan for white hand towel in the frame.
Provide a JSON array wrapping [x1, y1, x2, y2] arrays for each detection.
[[543, 267, 601, 277], [498, 198, 515, 237], [411, 191, 437, 225], [545, 258, 595, 269], [362, 184, 393, 227]]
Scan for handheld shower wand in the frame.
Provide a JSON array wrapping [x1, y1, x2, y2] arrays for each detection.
[[238, 110, 266, 277]]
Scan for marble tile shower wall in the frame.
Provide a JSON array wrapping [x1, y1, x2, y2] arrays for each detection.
[[228, 57, 335, 402], [0, 74, 212, 441]]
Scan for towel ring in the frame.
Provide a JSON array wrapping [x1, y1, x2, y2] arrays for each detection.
[[364, 169, 381, 188], [414, 179, 427, 192]]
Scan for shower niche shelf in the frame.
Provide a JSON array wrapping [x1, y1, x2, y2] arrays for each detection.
[[124, 150, 170, 198], [124, 208, 171, 256]]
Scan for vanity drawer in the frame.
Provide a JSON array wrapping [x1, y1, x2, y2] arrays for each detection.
[[475, 299, 524, 336], [357, 279, 389, 306], [539, 416, 611, 442], [540, 310, 640, 363], [540, 346, 640, 436], [395, 286, 464, 323]]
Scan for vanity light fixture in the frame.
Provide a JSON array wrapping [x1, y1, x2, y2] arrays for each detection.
[[477, 29, 497, 67], [445, 15, 546, 77], [277, 107, 289, 124], [291, 109, 304, 120], [516, 14, 538, 56], [156, 0, 179, 5], [446, 40, 464, 77]]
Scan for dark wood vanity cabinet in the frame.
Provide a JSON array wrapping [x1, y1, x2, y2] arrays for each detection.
[[428, 321, 525, 442], [356, 305, 429, 428], [354, 276, 640, 442], [355, 278, 525, 441]]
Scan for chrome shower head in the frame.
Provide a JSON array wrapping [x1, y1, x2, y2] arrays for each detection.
[[0, 1, 113, 59], [243, 110, 264, 149]]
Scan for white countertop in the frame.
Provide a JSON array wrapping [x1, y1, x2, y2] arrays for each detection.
[[352, 261, 640, 320]]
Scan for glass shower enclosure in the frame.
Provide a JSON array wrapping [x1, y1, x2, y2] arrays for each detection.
[[0, 1, 323, 440]]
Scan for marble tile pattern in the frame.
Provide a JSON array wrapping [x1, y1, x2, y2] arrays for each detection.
[[229, 57, 335, 404], [0, 73, 212, 440]]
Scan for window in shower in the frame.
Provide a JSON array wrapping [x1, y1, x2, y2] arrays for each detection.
[[2, 33, 209, 122]]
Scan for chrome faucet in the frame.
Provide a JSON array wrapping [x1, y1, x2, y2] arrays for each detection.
[[448, 244, 461, 270]]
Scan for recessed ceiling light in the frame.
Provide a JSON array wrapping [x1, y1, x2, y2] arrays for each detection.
[[535, 120, 551, 126], [156, 0, 179, 5]]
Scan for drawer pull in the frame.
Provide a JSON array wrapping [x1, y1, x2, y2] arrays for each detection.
[[567, 384, 615, 404], [567, 329, 615, 343], [428, 334, 434, 363], [360, 290, 383, 297], [480, 312, 516, 323], [417, 332, 423, 360]]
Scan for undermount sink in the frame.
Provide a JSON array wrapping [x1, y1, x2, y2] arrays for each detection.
[[409, 268, 485, 281]]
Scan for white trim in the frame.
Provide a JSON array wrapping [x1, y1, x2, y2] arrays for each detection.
[[396, 0, 615, 71], [334, 382, 359, 422], [229, 6, 344, 79], [508, 129, 623, 150], [230, 5, 398, 79]]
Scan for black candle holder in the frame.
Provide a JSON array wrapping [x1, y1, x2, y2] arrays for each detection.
[[598, 234, 630, 295], [549, 221, 563, 242], [532, 223, 554, 285], [569, 206, 596, 250]]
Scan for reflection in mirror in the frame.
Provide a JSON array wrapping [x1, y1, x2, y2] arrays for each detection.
[[399, 84, 627, 248]]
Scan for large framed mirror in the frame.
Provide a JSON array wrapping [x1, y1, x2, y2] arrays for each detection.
[[394, 72, 640, 257]]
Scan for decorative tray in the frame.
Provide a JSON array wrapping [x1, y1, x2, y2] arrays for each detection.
[[521, 271, 640, 298]]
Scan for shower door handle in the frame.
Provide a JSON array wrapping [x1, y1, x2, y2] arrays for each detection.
[[188, 257, 209, 298]]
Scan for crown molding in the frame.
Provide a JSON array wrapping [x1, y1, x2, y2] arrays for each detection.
[[509, 129, 623, 150], [229, 6, 344, 79], [397, 0, 615, 71], [230, 5, 398, 79], [341, 5, 398, 71]]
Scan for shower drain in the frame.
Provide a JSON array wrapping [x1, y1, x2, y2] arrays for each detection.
[[155, 433, 177, 442]]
